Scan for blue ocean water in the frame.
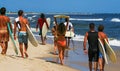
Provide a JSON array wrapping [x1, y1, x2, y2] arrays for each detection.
[[8, 13, 120, 47], [8, 13, 120, 71]]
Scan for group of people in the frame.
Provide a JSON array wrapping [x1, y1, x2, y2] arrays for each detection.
[[0, 7, 29, 58], [83, 23, 108, 71], [0, 7, 108, 70]]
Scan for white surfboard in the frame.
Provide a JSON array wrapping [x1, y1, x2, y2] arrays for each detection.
[[104, 39, 117, 63], [42, 18, 51, 37], [26, 24, 38, 47], [65, 31, 75, 37], [98, 38, 108, 64]]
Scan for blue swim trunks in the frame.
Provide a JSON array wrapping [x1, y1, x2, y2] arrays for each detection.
[[18, 31, 28, 44], [99, 52, 103, 58]]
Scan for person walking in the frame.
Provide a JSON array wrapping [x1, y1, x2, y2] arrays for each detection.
[[83, 23, 99, 71], [36, 13, 49, 45], [0, 7, 12, 55], [14, 10, 29, 58], [98, 25, 108, 71]]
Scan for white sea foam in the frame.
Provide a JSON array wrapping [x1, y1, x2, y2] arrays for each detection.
[[111, 18, 120, 22], [70, 18, 103, 21], [39, 33, 120, 47]]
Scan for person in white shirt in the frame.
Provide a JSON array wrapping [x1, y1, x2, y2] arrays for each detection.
[[64, 18, 74, 49]]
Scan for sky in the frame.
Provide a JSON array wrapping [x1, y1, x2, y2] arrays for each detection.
[[0, 0, 120, 13]]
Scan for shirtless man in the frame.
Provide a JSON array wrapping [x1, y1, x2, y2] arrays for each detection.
[[14, 10, 29, 58], [0, 7, 12, 55], [98, 25, 108, 71]]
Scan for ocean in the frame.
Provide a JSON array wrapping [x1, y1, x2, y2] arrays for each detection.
[[8, 13, 120, 71], [8, 13, 120, 47]]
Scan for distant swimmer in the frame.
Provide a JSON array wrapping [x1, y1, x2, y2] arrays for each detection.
[[0, 7, 12, 55], [14, 10, 30, 58]]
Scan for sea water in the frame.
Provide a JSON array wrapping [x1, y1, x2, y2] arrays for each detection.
[[8, 13, 120, 71]]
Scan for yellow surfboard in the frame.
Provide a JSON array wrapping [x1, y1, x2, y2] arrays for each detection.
[[104, 39, 117, 63], [98, 38, 108, 64]]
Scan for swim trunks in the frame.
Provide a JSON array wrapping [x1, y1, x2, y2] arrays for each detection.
[[18, 31, 28, 44]]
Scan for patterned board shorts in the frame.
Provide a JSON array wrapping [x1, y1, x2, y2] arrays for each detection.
[[18, 32, 28, 44]]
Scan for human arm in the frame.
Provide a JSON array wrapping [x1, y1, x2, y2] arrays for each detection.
[[36, 19, 39, 32], [83, 32, 88, 54], [14, 21, 17, 40]]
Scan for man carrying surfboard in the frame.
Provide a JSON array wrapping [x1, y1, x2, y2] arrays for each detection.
[[64, 18, 74, 49], [0, 7, 12, 55], [98, 25, 108, 71], [14, 10, 29, 58], [36, 13, 49, 45], [83, 23, 99, 71]]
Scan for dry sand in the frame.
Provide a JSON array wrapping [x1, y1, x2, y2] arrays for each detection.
[[0, 39, 79, 71]]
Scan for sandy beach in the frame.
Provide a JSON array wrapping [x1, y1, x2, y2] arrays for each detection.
[[0, 38, 120, 71], [0, 39, 79, 71]]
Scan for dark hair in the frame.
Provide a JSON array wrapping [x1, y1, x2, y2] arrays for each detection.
[[65, 18, 68, 22], [18, 10, 24, 16], [0, 7, 6, 15], [98, 25, 104, 32], [40, 13, 45, 19], [89, 23, 95, 30], [57, 22, 66, 35]]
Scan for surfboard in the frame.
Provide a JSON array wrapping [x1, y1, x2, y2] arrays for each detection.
[[26, 24, 38, 47], [65, 31, 75, 37], [54, 15, 69, 18], [7, 23, 18, 55], [42, 18, 51, 37], [98, 38, 108, 64], [104, 39, 117, 63]]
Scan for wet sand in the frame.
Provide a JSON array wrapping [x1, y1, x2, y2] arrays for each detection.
[[45, 37, 120, 71], [0, 39, 79, 71]]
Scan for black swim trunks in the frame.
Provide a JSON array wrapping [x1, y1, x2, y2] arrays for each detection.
[[88, 31, 99, 62]]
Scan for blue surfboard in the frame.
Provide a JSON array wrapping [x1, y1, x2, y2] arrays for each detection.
[[7, 23, 18, 55]]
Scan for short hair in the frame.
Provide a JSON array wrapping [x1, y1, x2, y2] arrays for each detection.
[[98, 25, 104, 32], [89, 23, 95, 30], [0, 7, 6, 15], [18, 10, 24, 16], [40, 13, 45, 19]]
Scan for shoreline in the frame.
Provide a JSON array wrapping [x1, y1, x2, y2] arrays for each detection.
[[0, 39, 80, 71]]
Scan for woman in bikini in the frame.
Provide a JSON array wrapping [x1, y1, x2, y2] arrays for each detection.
[[54, 16, 69, 65]]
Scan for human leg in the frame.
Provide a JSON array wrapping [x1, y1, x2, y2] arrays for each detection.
[[24, 43, 28, 58], [89, 62, 92, 71], [19, 43, 24, 58], [58, 46, 64, 65], [94, 62, 98, 71], [4, 41, 8, 54], [0, 42, 6, 55]]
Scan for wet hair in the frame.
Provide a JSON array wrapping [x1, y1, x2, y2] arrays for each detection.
[[0, 7, 6, 15], [40, 13, 45, 19], [98, 25, 104, 32], [89, 23, 95, 30], [57, 22, 66, 35], [18, 10, 24, 16]]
